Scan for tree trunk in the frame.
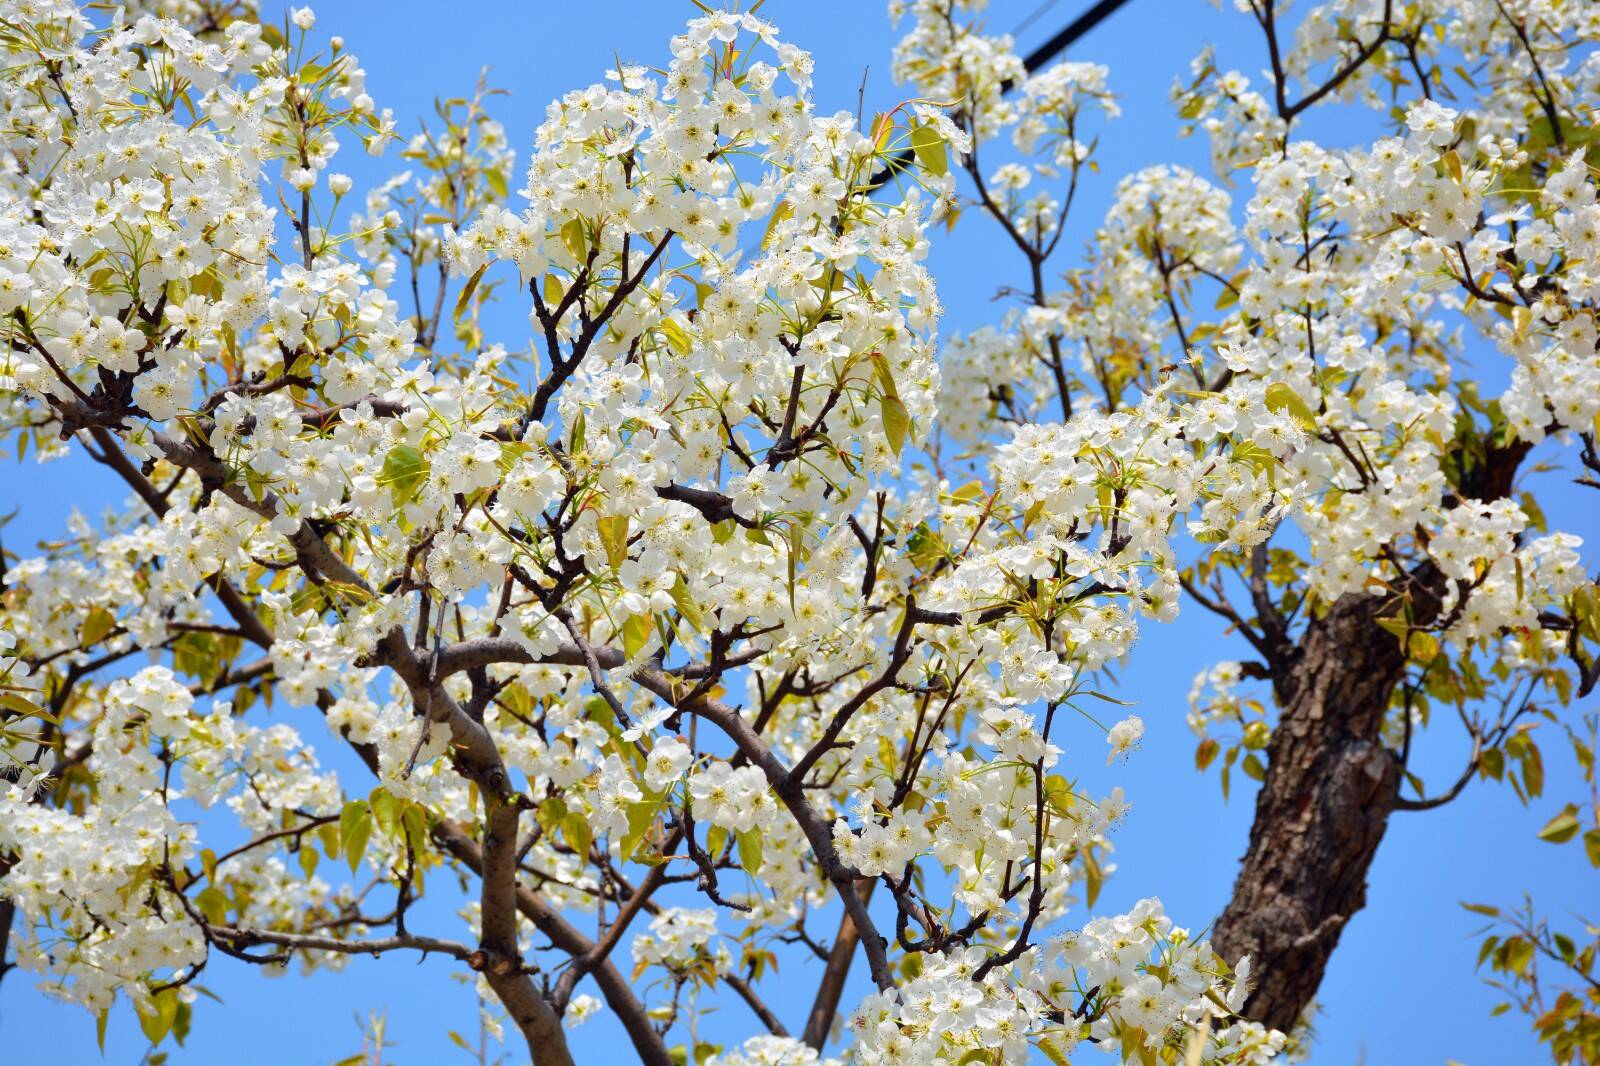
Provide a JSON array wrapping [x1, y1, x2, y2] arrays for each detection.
[[1212, 443, 1531, 1031], [1211, 593, 1406, 1033]]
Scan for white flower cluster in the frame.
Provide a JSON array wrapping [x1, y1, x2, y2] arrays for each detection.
[[849, 899, 1284, 1064]]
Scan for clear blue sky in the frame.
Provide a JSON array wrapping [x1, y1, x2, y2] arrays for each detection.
[[3, 2, 1594, 1063]]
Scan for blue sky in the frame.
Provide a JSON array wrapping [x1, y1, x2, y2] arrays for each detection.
[[3, 2, 1595, 1064]]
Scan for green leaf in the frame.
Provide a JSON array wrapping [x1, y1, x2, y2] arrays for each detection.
[[340, 799, 373, 873], [1461, 902, 1500, 917], [1264, 381, 1316, 427], [561, 217, 588, 261], [537, 795, 568, 836], [1038, 1038, 1072, 1066], [1538, 805, 1581, 844], [1585, 828, 1600, 868], [869, 111, 894, 149], [906, 523, 946, 571], [195, 886, 230, 926], [870, 351, 900, 399], [669, 575, 706, 632], [880, 393, 909, 457], [760, 200, 792, 251], [1240, 752, 1266, 781], [369, 787, 400, 837], [1043, 774, 1077, 818], [1407, 630, 1440, 663], [379, 444, 428, 504], [1375, 614, 1411, 643], [622, 612, 652, 660], [597, 514, 630, 571], [735, 826, 764, 875], [0, 692, 43, 717], [138, 987, 180, 1047], [622, 797, 664, 861], [561, 811, 593, 860], [659, 317, 692, 355], [542, 272, 565, 307], [909, 122, 948, 177], [401, 804, 429, 857], [453, 262, 489, 324], [318, 822, 341, 860], [172, 1000, 192, 1047], [1572, 585, 1600, 642], [80, 606, 116, 647], [1083, 849, 1104, 907], [1479, 746, 1505, 781], [1519, 741, 1544, 799]]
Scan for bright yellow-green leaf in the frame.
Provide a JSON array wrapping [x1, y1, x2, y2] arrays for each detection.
[[542, 272, 565, 307], [318, 822, 341, 860], [560, 811, 592, 860], [80, 606, 116, 647], [1375, 614, 1410, 643], [659, 317, 692, 355], [1407, 630, 1440, 663], [706, 824, 728, 860], [138, 987, 180, 1047], [369, 787, 400, 837], [881, 393, 909, 457], [379, 443, 428, 503], [561, 217, 588, 261], [1538, 805, 1581, 844], [1264, 381, 1316, 427], [909, 122, 948, 177], [0, 692, 43, 717], [597, 514, 630, 570], [622, 612, 652, 660], [1241, 752, 1266, 781], [669, 576, 706, 632], [622, 798, 664, 861], [735, 826, 764, 875], [948, 479, 986, 505], [195, 886, 230, 925], [340, 799, 373, 873], [761, 200, 793, 251], [453, 262, 488, 324]]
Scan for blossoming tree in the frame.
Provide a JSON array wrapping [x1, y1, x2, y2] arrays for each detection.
[[0, 1, 1291, 1063], [890, 0, 1600, 1052], [0, 0, 1591, 1065]]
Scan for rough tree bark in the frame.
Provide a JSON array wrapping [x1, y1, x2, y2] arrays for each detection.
[[1210, 593, 1406, 1032], [1213, 443, 1530, 1033]]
